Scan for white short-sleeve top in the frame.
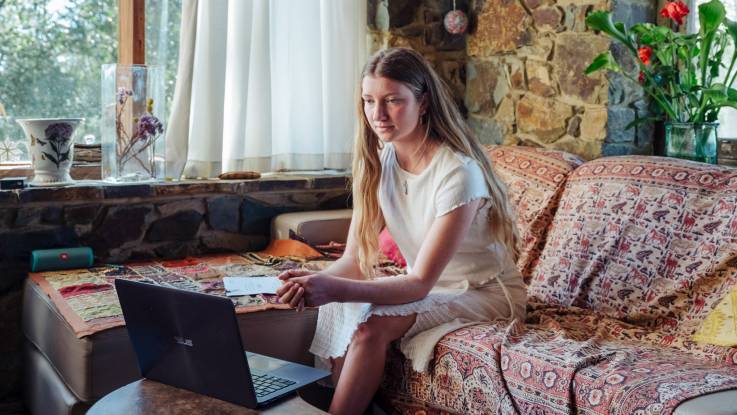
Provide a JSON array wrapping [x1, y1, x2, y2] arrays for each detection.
[[378, 143, 520, 290]]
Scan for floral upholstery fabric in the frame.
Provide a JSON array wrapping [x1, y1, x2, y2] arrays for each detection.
[[380, 310, 737, 414], [486, 145, 584, 283], [527, 156, 737, 339], [379, 155, 737, 414]]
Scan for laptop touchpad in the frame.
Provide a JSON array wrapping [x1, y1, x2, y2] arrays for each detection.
[[247, 352, 289, 372]]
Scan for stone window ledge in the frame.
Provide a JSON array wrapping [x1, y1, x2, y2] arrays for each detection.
[[0, 168, 351, 205]]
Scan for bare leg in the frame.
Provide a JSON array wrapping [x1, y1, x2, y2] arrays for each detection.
[[329, 314, 416, 415]]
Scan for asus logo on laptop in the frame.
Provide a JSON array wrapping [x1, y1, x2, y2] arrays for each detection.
[[174, 336, 193, 347]]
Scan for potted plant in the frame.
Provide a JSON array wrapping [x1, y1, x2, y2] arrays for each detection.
[[585, 0, 737, 164]]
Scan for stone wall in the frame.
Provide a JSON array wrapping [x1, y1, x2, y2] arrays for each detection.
[[604, 0, 656, 156], [465, 0, 612, 159], [0, 176, 349, 408], [367, 0, 469, 107], [368, 0, 657, 160]]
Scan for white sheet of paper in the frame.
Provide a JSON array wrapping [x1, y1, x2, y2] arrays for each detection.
[[223, 276, 282, 296]]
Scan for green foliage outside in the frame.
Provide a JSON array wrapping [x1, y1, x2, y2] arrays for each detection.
[[0, 0, 180, 162]]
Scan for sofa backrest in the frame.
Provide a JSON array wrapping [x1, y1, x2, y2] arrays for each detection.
[[486, 145, 584, 284], [527, 156, 737, 336]]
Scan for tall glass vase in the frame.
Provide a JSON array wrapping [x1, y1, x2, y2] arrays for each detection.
[[101, 64, 165, 182], [665, 122, 718, 164]]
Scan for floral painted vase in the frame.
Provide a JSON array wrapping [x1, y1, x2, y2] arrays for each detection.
[[16, 118, 83, 186]]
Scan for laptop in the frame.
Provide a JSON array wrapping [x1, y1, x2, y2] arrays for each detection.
[[114, 278, 330, 408]]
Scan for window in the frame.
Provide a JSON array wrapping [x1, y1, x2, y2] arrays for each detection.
[[0, 0, 180, 164]]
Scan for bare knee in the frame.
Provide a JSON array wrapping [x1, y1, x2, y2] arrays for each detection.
[[352, 320, 390, 349], [351, 315, 413, 349]]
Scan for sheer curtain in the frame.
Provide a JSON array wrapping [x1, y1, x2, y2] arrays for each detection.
[[166, 0, 367, 178], [688, 0, 737, 138]]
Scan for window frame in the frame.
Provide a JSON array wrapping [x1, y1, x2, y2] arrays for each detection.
[[119, 0, 146, 65]]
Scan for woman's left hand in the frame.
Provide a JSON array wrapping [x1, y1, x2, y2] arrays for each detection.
[[279, 271, 342, 307]]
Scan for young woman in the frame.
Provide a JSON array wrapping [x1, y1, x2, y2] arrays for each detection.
[[276, 47, 525, 415]]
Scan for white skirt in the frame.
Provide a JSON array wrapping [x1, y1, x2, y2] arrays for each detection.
[[309, 276, 526, 374]]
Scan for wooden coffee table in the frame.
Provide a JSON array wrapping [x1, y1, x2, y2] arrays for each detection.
[[87, 379, 327, 414]]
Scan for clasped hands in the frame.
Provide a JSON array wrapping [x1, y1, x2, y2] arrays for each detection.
[[275, 269, 338, 312]]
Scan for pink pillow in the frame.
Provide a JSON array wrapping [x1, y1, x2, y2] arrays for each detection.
[[379, 227, 406, 267]]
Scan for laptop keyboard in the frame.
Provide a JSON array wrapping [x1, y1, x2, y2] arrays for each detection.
[[251, 373, 296, 398]]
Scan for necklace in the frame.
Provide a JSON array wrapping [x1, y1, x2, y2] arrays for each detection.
[[398, 142, 437, 197]]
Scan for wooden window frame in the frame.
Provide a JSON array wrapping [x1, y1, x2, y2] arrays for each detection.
[[119, 0, 146, 64]]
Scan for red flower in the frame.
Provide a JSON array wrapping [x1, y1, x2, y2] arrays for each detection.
[[638, 71, 645, 83], [660, 1, 690, 26], [638, 46, 653, 65]]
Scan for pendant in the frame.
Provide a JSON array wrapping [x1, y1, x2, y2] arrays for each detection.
[[404, 180, 408, 195]]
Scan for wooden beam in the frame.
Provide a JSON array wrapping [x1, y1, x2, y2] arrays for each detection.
[[119, 0, 145, 64]]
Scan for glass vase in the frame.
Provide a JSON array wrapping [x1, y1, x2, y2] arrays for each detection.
[[101, 64, 165, 182], [664, 122, 718, 164]]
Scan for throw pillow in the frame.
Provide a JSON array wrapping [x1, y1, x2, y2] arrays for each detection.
[[379, 227, 406, 267], [692, 284, 737, 347]]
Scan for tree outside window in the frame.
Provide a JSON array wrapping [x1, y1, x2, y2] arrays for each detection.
[[0, 0, 180, 164]]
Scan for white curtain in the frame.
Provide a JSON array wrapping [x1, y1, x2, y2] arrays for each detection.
[[166, 0, 367, 178], [689, 0, 737, 138]]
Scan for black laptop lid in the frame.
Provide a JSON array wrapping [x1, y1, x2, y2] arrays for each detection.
[[114, 279, 258, 408]]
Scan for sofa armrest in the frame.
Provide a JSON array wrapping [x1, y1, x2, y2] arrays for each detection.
[[271, 209, 352, 245]]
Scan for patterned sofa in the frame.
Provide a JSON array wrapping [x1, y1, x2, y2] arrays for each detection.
[[378, 146, 737, 414]]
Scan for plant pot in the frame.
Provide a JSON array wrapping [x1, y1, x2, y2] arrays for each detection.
[[665, 122, 718, 164], [16, 118, 83, 186]]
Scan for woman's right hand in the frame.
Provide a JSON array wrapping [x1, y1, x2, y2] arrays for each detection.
[[276, 269, 312, 311]]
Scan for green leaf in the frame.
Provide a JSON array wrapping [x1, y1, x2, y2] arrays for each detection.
[[585, 51, 622, 74], [630, 23, 653, 34], [699, 0, 727, 90], [704, 83, 737, 102], [585, 11, 635, 52], [624, 116, 660, 130], [699, 0, 727, 36], [705, 101, 737, 112]]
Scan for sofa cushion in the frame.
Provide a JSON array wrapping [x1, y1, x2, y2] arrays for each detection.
[[693, 281, 737, 347], [24, 340, 91, 415], [379, 227, 406, 267], [527, 156, 737, 338], [486, 145, 584, 283], [270, 209, 352, 244], [380, 313, 737, 414]]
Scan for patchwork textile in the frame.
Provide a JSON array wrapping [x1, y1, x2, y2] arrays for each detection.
[[29, 252, 329, 338], [486, 145, 584, 283]]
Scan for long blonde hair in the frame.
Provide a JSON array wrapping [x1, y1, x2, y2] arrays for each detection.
[[352, 47, 518, 277]]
